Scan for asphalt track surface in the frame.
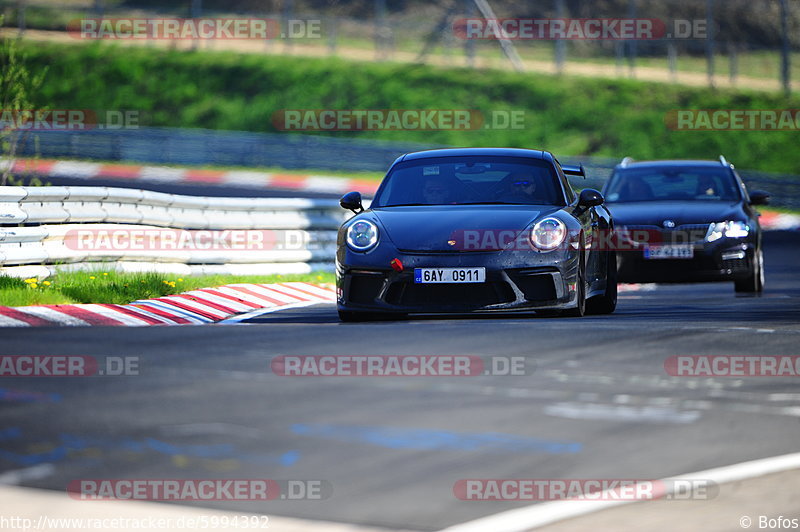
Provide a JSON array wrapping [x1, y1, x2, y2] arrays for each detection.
[[1, 231, 798, 531]]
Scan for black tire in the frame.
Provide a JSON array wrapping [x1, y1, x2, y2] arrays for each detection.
[[563, 251, 587, 318], [586, 250, 618, 315], [734, 249, 764, 294]]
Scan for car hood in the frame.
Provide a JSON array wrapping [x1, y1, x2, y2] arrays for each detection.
[[372, 205, 559, 251], [606, 201, 745, 227]]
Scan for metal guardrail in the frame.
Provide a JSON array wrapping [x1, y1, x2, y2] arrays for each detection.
[[13, 127, 436, 174], [12, 128, 800, 208], [0, 186, 346, 277]]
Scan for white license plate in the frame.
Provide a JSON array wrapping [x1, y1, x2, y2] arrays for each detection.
[[414, 268, 486, 283], [644, 245, 694, 259]]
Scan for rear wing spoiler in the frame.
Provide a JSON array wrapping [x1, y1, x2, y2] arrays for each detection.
[[561, 164, 586, 178]]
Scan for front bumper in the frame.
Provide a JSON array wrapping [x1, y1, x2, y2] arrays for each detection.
[[617, 240, 756, 283], [336, 250, 581, 314]]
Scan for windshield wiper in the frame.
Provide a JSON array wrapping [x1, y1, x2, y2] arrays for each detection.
[[460, 201, 538, 205], [385, 202, 545, 207]]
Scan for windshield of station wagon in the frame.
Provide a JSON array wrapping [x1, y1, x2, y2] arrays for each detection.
[[605, 167, 742, 203]]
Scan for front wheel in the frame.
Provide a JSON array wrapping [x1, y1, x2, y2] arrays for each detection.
[[587, 250, 618, 315], [563, 252, 587, 318], [734, 249, 764, 294]]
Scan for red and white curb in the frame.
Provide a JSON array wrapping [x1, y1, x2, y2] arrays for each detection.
[[0, 282, 335, 327], [618, 283, 655, 293], [5, 158, 380, 196], [758, 211, 800, 231]]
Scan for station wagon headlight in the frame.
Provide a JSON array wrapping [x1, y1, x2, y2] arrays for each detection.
[[346, 220, 379, 251], [706, 221, 749, 242], [531, 217, 567, 251]]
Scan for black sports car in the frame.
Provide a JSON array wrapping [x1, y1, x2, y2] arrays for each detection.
[[602, 156, 769, 293], [335, 148, 617, 321]]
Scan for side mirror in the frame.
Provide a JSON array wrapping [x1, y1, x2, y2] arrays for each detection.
[[340, 191, 364, 213], [578, 188, 604, 208], [749, 190, 770, 206]]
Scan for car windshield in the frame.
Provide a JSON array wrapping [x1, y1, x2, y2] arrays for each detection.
[[371, 156, 565, 207], [605, 167, 741, 202]]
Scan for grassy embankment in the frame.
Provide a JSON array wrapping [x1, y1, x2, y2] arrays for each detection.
[[0, 271, 335, 307], [21, 41, 800, 174]]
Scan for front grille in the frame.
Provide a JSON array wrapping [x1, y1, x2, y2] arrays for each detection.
[[621, 224, 710, 245], [347, 274, 385, 305], [385, 281, 515, 307], [721, 257, 750, 271]]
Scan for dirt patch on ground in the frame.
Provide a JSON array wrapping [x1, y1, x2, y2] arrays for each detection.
[[10, 28, 798, 93]]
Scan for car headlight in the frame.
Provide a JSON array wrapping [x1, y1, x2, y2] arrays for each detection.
[[346, 220, 379, 251], [706, 221, 750, 242], [531, 217, 567, 251]]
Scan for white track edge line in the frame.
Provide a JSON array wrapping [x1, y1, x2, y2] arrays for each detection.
[[438, 451, 800, 532]]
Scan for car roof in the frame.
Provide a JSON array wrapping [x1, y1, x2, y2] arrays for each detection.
[[617, 160, 731, 169], [399, 147, 552, 162]]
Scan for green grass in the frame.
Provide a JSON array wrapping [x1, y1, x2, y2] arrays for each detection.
[[19, 41, 800, 175], [0, 270, 334, 307]]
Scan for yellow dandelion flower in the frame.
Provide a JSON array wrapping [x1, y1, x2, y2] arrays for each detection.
[[103, 272, 109, 276], [30, 283, 38, 289], [177, 278, 184, 282], [42, 281, 51, 286], [89, 276, 96, 280]]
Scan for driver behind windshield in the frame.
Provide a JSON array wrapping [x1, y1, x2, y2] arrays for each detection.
[[497, 172, 541, 203], [421, 176, 454, 204], [696, 175, 717, 197], [620, 177, 654, 201]]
